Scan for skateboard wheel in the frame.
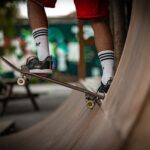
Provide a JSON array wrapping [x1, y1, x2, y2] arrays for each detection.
[[17, 77, 26, 86], [86, 100, 95, 109]]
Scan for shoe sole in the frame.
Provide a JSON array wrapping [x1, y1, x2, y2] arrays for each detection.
[[29, 69, 53, 74]]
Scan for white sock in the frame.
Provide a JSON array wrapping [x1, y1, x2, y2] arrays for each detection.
[[32, 27, 50, 61], [98, 50, 114, 85]]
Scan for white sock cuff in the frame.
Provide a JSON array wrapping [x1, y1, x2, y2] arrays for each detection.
[[32, 27, 48, 39], [32, 27, 48, 33], [98, 50, 114, 62]]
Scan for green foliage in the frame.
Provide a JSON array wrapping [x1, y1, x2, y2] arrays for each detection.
[[1, 5, 16, 35], [0, 0, 25, 37], [0, 0, 25, 55], [0, 0, 26, 8]]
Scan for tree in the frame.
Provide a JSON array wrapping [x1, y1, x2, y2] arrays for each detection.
[[0, 0, 25, 55]]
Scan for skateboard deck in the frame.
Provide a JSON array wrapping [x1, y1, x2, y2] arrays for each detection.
[[0, 56, 105, 109]]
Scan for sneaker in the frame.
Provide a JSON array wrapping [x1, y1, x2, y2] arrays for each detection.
[[97, 78, 113, 94], [21, 56, 53, 74]]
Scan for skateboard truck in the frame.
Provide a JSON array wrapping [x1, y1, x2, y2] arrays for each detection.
[[17, 66, 31, 86]]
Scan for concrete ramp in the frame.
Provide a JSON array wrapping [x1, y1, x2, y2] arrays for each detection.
[[0, 0, 150, 149]]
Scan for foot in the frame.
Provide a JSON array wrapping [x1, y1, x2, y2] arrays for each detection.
[[21, 56, 53, 74], [97, 78, 113, 94]]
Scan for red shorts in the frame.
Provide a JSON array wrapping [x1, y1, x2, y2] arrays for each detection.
[[41, 0, 107, 19]]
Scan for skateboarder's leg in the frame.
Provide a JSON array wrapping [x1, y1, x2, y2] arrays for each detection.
[[90, 18, 114, 93], [74, 0, 114, 93], [28, 0, 50, 61], [24, 0, 56, 73]]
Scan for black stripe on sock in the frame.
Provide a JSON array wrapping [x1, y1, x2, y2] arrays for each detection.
[[98, 52, 114, 57], [33, 29, 48, 35], [100, 57, 114, 62], [33, 33, 48, 39], [32, 30, 48, 37], [33, 31, 48, 37], [99, 54, 114, 60], [33, 32, 48, 37]]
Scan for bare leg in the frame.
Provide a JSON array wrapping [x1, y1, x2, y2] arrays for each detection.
[[27, 0, 48, 29], [24, 0, 52, 74], [27, 0, 50, 61], [90, 18, 114, 52], [90, 18, 114, 91]]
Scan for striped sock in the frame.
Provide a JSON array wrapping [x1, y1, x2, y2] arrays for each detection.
[[98, 50, 114, 85], [32, 27, 50, 61]]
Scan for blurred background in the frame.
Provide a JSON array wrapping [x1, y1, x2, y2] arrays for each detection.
[[0, 0, 132, 137], [0, 0, 101, 80]]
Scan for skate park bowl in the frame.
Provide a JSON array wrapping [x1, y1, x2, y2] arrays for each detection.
[[0, 0, 150, 149]]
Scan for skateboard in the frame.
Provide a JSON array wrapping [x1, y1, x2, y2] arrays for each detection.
[[0, 56, 105, 109]]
